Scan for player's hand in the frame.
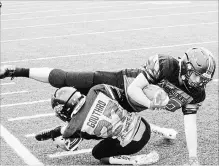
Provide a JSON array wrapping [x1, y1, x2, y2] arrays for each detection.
[[150, 90, 169, 110], [183, 157, 200, 166], [0, 65, 16, 79]]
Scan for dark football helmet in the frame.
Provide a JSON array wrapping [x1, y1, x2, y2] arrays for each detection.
[[51, 87, 86, 122], [180, 47, 216, 88]]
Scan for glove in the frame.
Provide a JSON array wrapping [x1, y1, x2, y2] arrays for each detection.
[[0, 65, 16, 79], [184, 157, 200, 166], [150, 89, 169, 110]]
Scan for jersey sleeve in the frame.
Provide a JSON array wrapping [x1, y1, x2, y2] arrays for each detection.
[[182, 88, 206, 115], [182, 103, 202, 115], [141, 54, 161, 83], [141, 54, 176, 84]]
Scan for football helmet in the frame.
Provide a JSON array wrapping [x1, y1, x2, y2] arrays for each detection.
[[180, 47, 216, 88], [51, 87, 86, 122]]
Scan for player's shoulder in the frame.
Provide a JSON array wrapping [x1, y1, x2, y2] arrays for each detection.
[[142, 54, 179, 82]]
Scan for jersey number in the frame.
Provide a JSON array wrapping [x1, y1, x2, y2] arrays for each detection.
[[93, 100, 126, 137]]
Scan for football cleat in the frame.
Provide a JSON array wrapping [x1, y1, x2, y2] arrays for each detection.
[[161, 128, 178, 140], [35, 126, 62, 141], [150, 124, 178, 140], [0, 65, 16, 79], [101, 151, 159, 165], [134, 151, 159, 165]]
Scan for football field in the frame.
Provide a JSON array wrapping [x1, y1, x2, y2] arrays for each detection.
[[0, 1, 218, 165]]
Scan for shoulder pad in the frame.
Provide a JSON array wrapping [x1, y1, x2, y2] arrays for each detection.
[[143, 54, 160, 82]]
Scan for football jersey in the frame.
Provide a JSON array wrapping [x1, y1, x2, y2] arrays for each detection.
[[81, 92, 141, 147], [63, 88, 141, 147], [122, 54, 206, 113]]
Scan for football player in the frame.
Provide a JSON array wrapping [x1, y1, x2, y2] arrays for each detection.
[[35, 84, 160, 165], [0, 47, 216, 165]]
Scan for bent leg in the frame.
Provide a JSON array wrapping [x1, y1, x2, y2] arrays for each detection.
[[49, 70, 124, 94], [30, 68, 53, 83], [92, 118, 151, 160]]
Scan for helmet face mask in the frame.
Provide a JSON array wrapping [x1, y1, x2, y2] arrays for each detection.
[[181, 47, 216, 89], [51, 87, 86, 122]]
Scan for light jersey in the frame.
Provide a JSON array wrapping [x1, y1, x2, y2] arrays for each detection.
[[81, 92, 141, 147]]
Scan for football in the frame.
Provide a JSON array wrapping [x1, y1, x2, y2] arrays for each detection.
[[143, 84, 169, 107]]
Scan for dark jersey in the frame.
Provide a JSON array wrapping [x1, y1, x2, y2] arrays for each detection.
[[48, 54, 205, 115], [123, 54, 206, 114]]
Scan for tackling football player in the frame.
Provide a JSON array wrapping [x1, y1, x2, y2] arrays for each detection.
[[35, 84, 162, 165], [0, 47, 216, 165]]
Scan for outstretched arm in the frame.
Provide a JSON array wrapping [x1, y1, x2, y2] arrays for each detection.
[[184, 114, 198, 158], [183, 104, 200, 165]]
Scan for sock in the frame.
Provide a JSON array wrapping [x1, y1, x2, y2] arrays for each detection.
[[14, 68, 29, 77], [51, 126, 62, 139]]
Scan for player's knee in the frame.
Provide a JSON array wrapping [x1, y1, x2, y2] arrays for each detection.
[[49, 69, 67, 88], [91, 146, 102, 160]]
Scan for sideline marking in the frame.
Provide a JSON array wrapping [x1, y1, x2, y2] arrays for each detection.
[[8, 113, 55, 121], [1, 41, 218, 64], [0, 125, 44, 166], [48, 148, 92, 158], [0, 99, 50, 108]]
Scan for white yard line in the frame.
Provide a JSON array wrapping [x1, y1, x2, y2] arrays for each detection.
[[3, 1, 191, 12], [3, 1, 127, 11], [0, 125, 44, 166], [8, 113, 55, 121], [2, 4, 214, 22], [25, 133, 36, 138], [0, 99, 50, 108], [1, 21, 217, 42], [2, 2, 193, 16], [48, 148, 92, 158], [1, 40, 218, 64], [5, 19, 210, 30], [1, 2, 162, 15], [0, 90, 29, 96], [0, 82, 15, 86]]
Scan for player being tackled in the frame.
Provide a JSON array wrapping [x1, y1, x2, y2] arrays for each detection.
[[34, 84, 171, 164]]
